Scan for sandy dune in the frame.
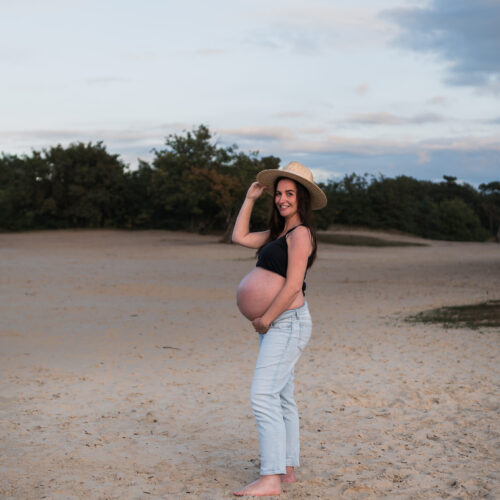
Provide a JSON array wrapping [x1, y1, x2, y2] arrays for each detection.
[[0, 230, 499, 499]]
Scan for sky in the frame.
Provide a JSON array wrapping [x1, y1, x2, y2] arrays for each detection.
[[1, 0, 499, 186]]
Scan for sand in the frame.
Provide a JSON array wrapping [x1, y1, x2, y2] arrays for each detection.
[[0, 229, 499, 500]]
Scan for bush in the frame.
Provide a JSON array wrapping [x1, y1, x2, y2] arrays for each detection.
[[427, 198, 489, 241]]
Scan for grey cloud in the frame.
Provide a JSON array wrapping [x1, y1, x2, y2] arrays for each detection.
[[0, 48, 33, 64], [288, 149, 500, 186], [242, 5, 389, 55], [298, 127, 328, 136], [243, 28, 319, 54], [271, 111, 309, 119], [121, 51, 157, 62], [3, 126, 499, 182], [355, 83, 370, 96], [0, 123, 192, 168], [384, 0, 500, 91], [0, 128, 157, 144], [0, 122, 192, 143], [405, 113, 445, 124], [279, 133, 500, 158], [84, 77, 132, 86], [193, 49, 228, 56], [345, 112, 445, 125], [427, 96, 447, 105], [219, 127, 296, 142]]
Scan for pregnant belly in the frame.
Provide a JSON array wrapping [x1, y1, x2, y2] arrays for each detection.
[[237, 268, 286, 320]]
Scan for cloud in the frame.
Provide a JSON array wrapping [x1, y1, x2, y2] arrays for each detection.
[[271, 111, 309, 119], [344, 112, 445, 125], [218, 126, 296, 142], [0, 0, 85, 13], [0, 128, 157, 145], [427, 95, 447, 106], [275, 132, 500, 158], [121, 51, 157, 62], [476, 79, 500, 95], [420, 135, 500, 152], [417, 151, 431, 164], [354, 83, 370, 96], [294, 149, 500, 186], [309, 167, 344, 183], [0, 48, 32, 64], [243, 28, 318, 54], [2, 125, 499, 184], [84, 77, 132, 86], [4, 125, 499, 158], [0, 122, 193, 166], [243, 3, 394, 54], [266, 4, 394, 44], [384, 0, 500, 92], [194, 49, 228, 56], [298, 127, 327, 135]]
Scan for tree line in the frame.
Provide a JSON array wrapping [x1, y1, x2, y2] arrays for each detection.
[[1, 125, 499, 242]]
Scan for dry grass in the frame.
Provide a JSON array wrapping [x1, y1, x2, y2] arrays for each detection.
[[407, 300, 500, 329], [317, 233, 428, 247]]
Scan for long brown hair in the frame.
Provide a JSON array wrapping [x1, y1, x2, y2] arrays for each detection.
[[263, 177, 318, 268]]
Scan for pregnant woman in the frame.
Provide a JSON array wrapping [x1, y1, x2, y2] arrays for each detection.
[[232, 161, 327, 497]]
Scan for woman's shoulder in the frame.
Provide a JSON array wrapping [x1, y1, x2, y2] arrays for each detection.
[[286, 225, 312, 244], [289, 224, 311, 235]]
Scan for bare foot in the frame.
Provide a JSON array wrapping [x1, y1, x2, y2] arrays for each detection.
[[281, 466, 296, 483], [234, 475, 282, 496]]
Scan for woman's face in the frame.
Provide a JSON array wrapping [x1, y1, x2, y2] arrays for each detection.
[[275, 178, 298, 219]]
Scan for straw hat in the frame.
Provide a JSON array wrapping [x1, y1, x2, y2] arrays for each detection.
[[257, 161, 327, 210]]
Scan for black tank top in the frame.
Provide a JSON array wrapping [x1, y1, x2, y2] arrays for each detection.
[[256, 224, 313, 293]]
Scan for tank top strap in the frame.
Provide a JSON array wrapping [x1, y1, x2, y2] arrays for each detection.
[[284, 224, 305, 236]]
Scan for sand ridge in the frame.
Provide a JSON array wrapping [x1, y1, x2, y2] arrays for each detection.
[[0, 230, 499, 499]]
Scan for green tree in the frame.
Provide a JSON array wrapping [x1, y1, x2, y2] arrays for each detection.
[[479, 181, 500, 241], [0, 152, 52, 229], [149, 124, 278, 236], [150, 125, 223, 230], [122, 160, 155, 228], [44, 142, 128, 228], [323, 174, 371, 227], [367, 175, 429, 233], [427, 198, 489, 241], [1, 126, 497, 243]]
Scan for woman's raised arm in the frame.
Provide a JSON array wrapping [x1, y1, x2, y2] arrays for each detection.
[[232, 182, 270, 249]]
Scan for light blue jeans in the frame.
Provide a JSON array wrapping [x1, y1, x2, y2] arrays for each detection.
[[250, 302, 312, 476]]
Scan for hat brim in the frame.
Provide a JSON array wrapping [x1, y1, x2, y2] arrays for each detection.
[[256, 169, 327, 210]]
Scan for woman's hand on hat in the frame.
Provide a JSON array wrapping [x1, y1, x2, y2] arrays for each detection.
[[246, 182, 268, 200], [252, 317, 270, 334]]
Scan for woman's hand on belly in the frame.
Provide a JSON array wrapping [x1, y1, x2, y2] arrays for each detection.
[[252, 317, 271, 334]]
